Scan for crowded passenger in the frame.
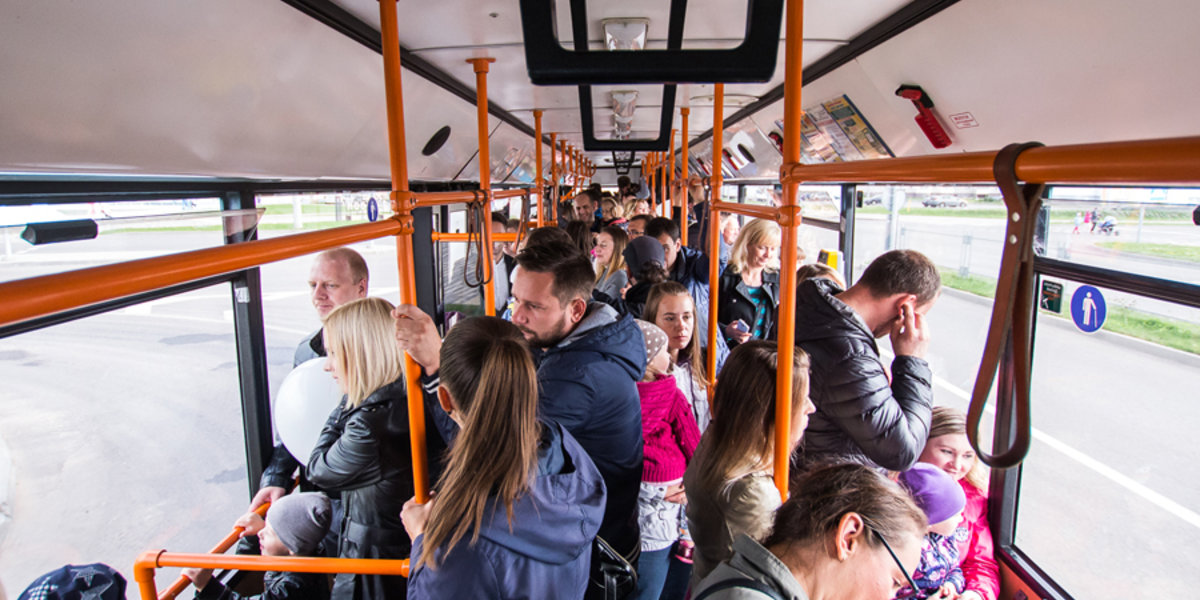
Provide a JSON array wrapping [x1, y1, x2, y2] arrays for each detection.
[[622, 195, 648, 218], [600, 195, 628, 228], [566, 219, 595, 257], [572, 189, 603, 232], [895, 464, 968, 599], [631, 320, 702, 600], [643, 281, 710, 432], [627, 214, 652, 239], [644, 216, 727, 366], [622, 236, 670, 318], [594, 225, 630, 300], [918, 407, 999, 600], [184, 493, 332, 600], [684, 341, 814, 586], [795, 261, 846, 289], [403, 317, 605, 599], [717, 219, 781, 347], [691, 463, 927, 600], [252, 247, 367, 556], [443, 211, 511, 315], [792, 249, 938, 473], [307, 297, 446, 600], [394, 239, 646, 585]]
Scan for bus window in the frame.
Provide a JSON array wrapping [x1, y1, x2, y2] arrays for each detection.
[[1019, 281, 1199, 597], [0, 287, 246, 589]]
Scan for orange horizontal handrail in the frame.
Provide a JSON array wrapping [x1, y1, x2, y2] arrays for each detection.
[[135, 551, 410, 600], [158, 503, 272, 600], [408, 190, 485, 207], [431, 232, 520, 242], [0, 219, 402, 330], [710, 201, 780, 221], [782, 136, 1200, 185], [492, 188, 532, 199]]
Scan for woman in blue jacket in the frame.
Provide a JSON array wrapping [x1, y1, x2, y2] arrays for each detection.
[[402, 317, 607, 599]]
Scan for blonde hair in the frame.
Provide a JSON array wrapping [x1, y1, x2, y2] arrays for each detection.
[[322, 297, 404, 408], [600, 196, 624, 220], [417, 318, 540, 569], [928, 406, 988, 492], [796, 262, 846, 289], [695, 341, 810, 490], [728, 218, 781, 274], [594, 226, 629, 283]]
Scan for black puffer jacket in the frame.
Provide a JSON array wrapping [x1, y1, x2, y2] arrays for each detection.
[[792, 278, 933, 472], [307, 377, 447, 600], [195, 570, 328, 600], [716, 266, 780, 346]]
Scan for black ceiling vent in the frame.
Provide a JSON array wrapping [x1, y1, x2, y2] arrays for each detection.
[[422, 126, 452, 156], [738, 143, 757, 163], [518, 0, 784, 85]]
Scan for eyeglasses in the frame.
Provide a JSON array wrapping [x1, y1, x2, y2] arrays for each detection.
[[869, 526, 920, 594]]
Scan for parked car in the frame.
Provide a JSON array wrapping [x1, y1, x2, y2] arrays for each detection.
[[922, 196, 968, 207]]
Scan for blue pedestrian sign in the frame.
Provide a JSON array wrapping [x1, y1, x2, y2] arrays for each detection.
[[366, 197, 379, 222], [1070, 285, 1106, 333]]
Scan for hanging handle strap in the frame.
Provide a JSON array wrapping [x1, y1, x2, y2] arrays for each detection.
[[967, 142, 1044, 469]]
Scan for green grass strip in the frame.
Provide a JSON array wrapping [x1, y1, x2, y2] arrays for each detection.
[[1095, 241, 1200, 262]]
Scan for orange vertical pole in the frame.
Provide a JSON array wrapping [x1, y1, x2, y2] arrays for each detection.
[[560, 141, 568, 196], [680, 108, 690, 246], [549, 133, 558, 223], [706, 84, 724, 398], [378, 0, 428, 504], [468, 58, 498, 317], [648, 155, 657, 214], [773, 0, 805, 502], [534, 110, 545, 227], [669, 129, 678, 220]]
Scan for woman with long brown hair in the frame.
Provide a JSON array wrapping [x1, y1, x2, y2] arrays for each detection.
[[683, 340, 814, 586], [644, 281, 710, 432], [401, 317, 606, 599]]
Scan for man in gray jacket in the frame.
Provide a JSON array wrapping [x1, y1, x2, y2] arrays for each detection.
[[792, 249, 939, 473]]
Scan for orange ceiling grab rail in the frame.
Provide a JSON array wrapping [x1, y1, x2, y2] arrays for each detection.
[[136, 551, 411, 600], [780, 136, 1200, 185], [492, 188, 532, 200], [709, 201, 778, 221]]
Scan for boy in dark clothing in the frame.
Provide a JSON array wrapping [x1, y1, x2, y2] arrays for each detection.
[[185, 493, 332, 600]]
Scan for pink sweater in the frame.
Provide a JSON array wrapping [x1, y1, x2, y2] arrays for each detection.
[[638, 374, 702, 483], [956, 479, 1000, 600]]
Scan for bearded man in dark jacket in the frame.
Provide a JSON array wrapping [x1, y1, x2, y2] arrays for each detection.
[[792, 249, 939, 473], [395, 240, 647, 574]]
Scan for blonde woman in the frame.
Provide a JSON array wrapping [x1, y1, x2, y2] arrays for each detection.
[[402, 317, 605, 599], [307, 297, 446, 600], [683, 341, 814, 586], [717, 218, 782, 346], [593, 225, 629, 299]]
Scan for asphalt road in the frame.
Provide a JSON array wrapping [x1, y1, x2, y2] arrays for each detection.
[[0, 222, 1197, 597]]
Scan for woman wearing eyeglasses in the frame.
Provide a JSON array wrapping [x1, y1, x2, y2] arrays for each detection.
[[691, 463, 928, 600]]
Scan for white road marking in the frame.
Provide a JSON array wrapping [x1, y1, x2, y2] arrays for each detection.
[[884, 349, 1200, 530]]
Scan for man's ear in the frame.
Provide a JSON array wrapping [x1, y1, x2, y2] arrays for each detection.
[[436, 386, 455, 416], [569, 296, 588, 323], [835, 512, 867, 561], [355, 278, 368, 298]]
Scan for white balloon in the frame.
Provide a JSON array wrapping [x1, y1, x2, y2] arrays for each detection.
[[275, 357, 344, 464]]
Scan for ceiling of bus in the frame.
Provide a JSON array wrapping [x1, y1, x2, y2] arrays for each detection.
[[2, 0, 1197, 182]]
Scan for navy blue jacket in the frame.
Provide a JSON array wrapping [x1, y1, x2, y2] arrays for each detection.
[[792, 278, 933, 472], [532, 303, 646, 557], [409, 423, 606, 599]]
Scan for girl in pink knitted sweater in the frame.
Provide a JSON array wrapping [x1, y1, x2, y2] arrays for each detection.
[[633, 320, 703, 600]]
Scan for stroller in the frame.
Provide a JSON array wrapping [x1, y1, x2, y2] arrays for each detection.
[[1097, 215, 1119, 235]]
